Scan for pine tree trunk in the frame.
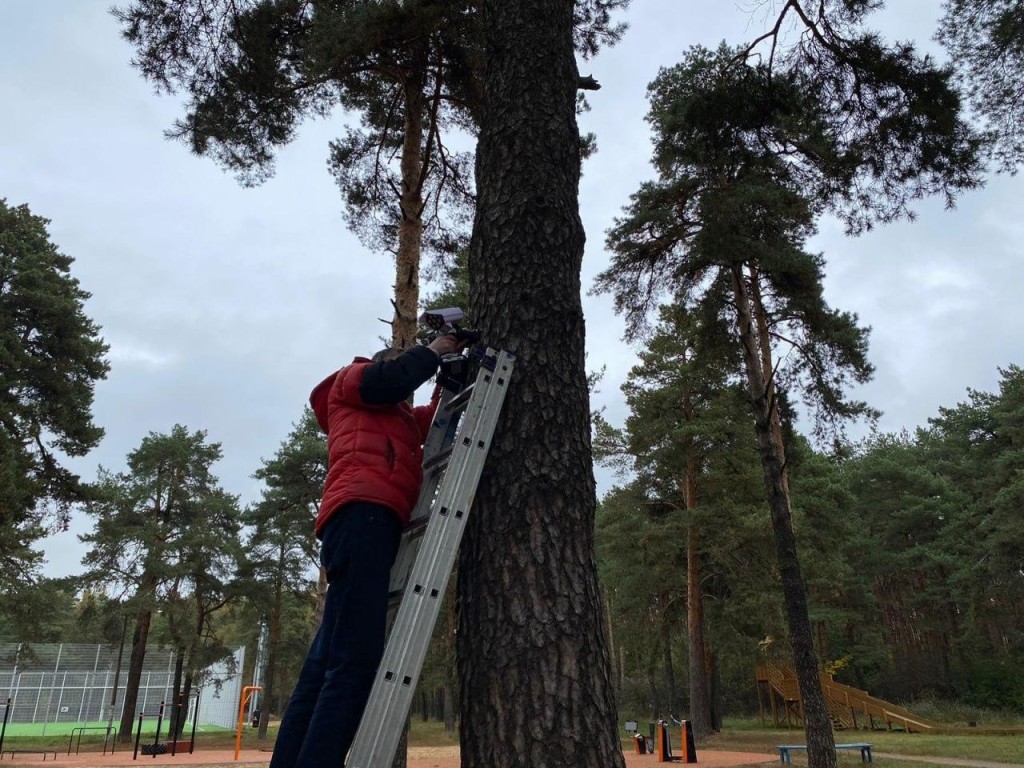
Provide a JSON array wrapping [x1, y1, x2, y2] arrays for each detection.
[[685, 522, 713, 738], [731, 264, 836, 768], [457, 1, 624, 766], [393, 60, 426, 351], [259, 564, 284, 740], [118, 608, 152, 742], [661, 620, 678, 716], [605, 595, 621, 694], [444, 597, 458, 734], [180, 673, 194, 741], [168, 648, 185, 740], [683, 440, 713, 738]]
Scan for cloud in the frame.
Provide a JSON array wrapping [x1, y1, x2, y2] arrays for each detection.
[[2, 0, 1021, 578]]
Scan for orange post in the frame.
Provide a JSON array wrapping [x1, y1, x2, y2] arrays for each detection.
[[680, 720, 697, 763], [234, 686, 262, 761], [656, 721, 671, 762]]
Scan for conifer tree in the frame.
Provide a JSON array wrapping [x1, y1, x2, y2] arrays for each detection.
[[596, 303, 756, 735], [242, 408, 325, 738], [0, 199, 108, 596], [80, 426, 240, 742], [939, 0, 1024, 170], [113, 0, 626, 348], [597, 47, 881, 768]]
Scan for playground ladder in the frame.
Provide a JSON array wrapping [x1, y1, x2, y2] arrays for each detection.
[[346, 347, 514, 768]]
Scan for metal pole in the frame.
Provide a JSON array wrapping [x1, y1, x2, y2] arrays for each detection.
[[152, 701, 165, 758], [189, 691, 200, 753], [53, 671, 68, 727], [0, 697, 11, 756], [234, 686, 261, 761], [32, 672, 43, 728], [133, 713, 143, 760], [247, 621, 267, 726], [141, 671, 151, 718]]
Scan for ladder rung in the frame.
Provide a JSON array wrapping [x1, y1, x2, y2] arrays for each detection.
[[402, 518, 429, 537], [442, 384, 475, 414], [422, 446, 453, 472]]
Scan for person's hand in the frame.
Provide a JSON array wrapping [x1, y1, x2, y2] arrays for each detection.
[[427, 334, 463, 357]]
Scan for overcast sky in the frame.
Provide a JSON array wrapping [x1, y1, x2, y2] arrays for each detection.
[[2, 1, 1021, 580]]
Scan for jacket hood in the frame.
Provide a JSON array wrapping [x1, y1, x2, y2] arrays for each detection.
[[309, 370, 339, 433], [309, 357, 372, 433]]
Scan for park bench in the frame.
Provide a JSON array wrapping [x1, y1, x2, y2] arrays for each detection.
[[2, 749, 59, 761], [778, 742, 873, 764]]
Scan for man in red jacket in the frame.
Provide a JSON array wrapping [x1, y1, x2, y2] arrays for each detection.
[[270, 334, 463, 768]]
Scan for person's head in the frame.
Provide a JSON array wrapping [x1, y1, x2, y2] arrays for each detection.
[[372, 346, 404, 363]]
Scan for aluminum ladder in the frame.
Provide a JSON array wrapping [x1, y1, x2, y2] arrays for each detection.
[[346, 347, 514, 768]]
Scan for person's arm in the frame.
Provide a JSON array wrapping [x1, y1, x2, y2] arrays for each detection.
[[359, 346, 440, 405], [358, 336, 464, 406]]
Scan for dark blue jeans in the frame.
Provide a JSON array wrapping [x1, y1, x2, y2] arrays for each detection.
[[270, 502, 401, 768]]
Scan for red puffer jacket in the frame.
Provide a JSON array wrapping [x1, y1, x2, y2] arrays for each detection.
[[309, 357, 439, 536]]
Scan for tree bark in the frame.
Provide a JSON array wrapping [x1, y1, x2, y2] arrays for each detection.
[[168, 648, 185, 740], [731, 264, 836, 768], [661, 619, 678, 716], [180, 672, 194, 741], [457, 1, 624, 766], [394, 58, 427, 351], [605, 595, 621, 694], [685, 522, 713, 738], [259, 555, 284, 740], [118, 607, 153, 742], [683, 440, 713, 738]]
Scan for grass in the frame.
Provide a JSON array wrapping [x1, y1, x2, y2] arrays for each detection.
[[0, 718, 456, 755], [700, 719, 1023, 763], [2, 715, 1020, 763], [0, 720, 232, 738]]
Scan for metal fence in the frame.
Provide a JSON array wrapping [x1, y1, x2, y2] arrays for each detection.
[[0, 643, 244, 731]]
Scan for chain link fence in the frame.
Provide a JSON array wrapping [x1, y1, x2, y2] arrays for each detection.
[[0, 643, 244, 732]]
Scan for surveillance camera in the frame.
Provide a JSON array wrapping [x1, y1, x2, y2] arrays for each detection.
[[418, 307, 464, 330]]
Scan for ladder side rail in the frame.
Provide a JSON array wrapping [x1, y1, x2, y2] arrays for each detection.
[[349, 384, 506, 767], [347, 350, 512, 768], [386, 387, 462, 613]]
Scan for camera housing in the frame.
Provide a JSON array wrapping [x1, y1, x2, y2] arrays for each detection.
[[418, 307, 486, 392], [418, 307, 464, 333]]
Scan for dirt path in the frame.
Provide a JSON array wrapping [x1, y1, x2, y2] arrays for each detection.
[[1, 745, 779, 768]]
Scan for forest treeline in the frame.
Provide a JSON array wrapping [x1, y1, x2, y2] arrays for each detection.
[[596, 306, 1024, 720], [3, 351, 1021, 730]]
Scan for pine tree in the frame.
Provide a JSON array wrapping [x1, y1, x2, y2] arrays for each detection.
[[740, 0, 983, 233], [0, 199, 109, 595], [113, 0, 626, 348], [597, 46, 885, 768], [939, 0, 1024, 170], [242, 408, 325, 738], [597, 303, 756, 735], [80, 425, 240, 742]]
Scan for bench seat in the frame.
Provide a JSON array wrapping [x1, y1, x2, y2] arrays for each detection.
[[778, 742, 873, 764]]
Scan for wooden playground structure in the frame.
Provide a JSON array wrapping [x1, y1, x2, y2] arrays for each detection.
[[755, 660, 940, 733]]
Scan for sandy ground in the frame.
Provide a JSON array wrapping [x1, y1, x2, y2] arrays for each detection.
[[0, 744, 779, 768]]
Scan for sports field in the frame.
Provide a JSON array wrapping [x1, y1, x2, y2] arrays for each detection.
[[0, 721, 232, 738]]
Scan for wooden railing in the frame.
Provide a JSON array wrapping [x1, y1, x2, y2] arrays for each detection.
[[758, 660, 938, 733], [819, 675, 937, 733]]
